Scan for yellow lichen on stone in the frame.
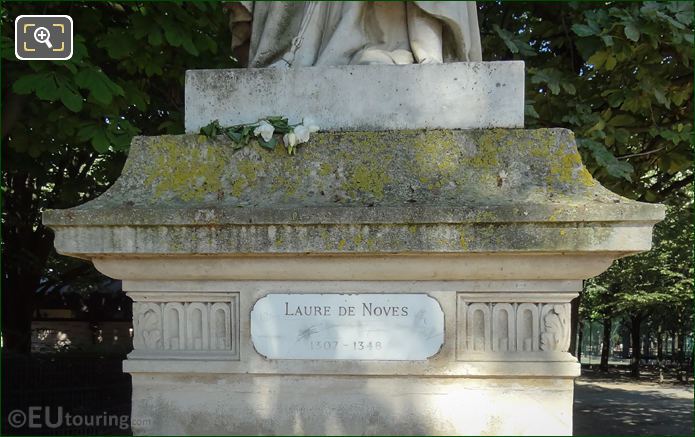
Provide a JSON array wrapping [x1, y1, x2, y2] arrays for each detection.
[[270, 159, 300, 198], [230, 159, 261, 197], [237, 160, 260, 183], [459, 232, 469, 250], [366, 238, 376, 251], [547, 207, 566, 222], [320, 228, 330, 242], [318, 163, 333, 176], [345, 163, 391, 200], [549, 149, 596, 187], [528, 129, 555, 158], [413, 131, 459, 188], [143, 138, 226, 201], [336, 132, 397, 200], [468, 129, 504, 169], [230, 179, 245, 197], [474, 211, 498, 222], [576, 167, 597, 187]]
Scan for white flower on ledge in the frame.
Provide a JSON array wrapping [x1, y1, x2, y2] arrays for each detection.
[[294, 125, 311, 144], [294, 119, 320, 145], [253, 120, 275, 142], [283, 131, 298, 154]]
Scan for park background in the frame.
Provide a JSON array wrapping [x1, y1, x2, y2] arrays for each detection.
[[1, 1, 693, 435]]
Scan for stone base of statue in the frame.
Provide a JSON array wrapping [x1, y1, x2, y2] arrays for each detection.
[[44, 63, 663, 435]]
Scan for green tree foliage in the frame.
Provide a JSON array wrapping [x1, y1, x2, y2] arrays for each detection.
[[1, 2, 232, 350], [480, 1, 693, 199], [479, 2, 693, 376], [583, 191, 693, 375]]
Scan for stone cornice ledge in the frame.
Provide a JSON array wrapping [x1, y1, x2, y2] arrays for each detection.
[[44, 129, 663, 268], [122, 359, 580, 378]]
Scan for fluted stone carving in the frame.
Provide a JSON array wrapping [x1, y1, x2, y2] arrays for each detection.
[[132, 293, 239, 357], [457, 296, 571, 358]]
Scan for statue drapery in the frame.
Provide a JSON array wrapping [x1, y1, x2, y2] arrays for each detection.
[[228, 1, 482, 68]]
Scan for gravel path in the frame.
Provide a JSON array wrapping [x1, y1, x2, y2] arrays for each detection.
[[574, 371, 694, 436]]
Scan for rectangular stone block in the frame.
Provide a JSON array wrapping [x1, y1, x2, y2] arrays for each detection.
[[131, 374, 574, 435], [184, 62, 525, 132]]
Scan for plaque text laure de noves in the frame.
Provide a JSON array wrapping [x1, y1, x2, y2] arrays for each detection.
[[250, 294, 445, 360]]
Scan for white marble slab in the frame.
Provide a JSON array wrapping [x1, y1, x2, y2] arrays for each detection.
[[250, 293, 444, 360], [185, 62, 525, 132]]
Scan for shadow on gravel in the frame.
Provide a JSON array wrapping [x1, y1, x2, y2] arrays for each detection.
[[574, 382, 694, 436], [1, 351, 132, 435]]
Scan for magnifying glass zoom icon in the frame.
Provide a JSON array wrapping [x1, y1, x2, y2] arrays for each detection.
[[33, 26, 52, 48]]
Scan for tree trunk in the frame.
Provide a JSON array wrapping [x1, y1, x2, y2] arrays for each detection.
[[0, 223, 53, 353], [1, 91, 27, 140], [576, 320, 584, 363], [676, 326, 686, 381], [599, 316, 612, 372], [1, 273, 40, 352], [1, 166, 53, 353], [678, 328, 686, 364], [569, 295, 581, 358], [656, 327, 664, 383], [622, 327, 631, 359], [657, 328, 663, 362], [630, 314, 642, 377], [643, 332, 651, 360]]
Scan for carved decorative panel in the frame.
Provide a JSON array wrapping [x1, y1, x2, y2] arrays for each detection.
[[456, 294, 571, 360], [132, 293, 239, 358]]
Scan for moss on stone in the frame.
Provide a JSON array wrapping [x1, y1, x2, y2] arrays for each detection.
[[366, 238, 376, 251], [230, 160, 261, 198], [320, 228, 330, 243], [100, 129, 627, 218], [344, 163, 391, 200], [547, 148, 596, 188], [413, 130, 460, 189], [467, 129, 504, 169], [459, 232, 468, 250], [318, 162, 333, 177], [474, 211, 498, 222], [143, 137, 226, 201]]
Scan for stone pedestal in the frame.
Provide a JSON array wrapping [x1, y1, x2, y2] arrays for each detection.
[[44, 63, 663, 435]]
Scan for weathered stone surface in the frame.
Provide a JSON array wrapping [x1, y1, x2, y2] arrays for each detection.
[[43, 126, 663, 436], [130, 374, 574, 435], [44, 128, 664, 257], [125, 280, 581, 435], [184, 62, 525, 132]]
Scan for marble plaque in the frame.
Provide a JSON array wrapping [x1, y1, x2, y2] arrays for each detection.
[[250, 294, 444, 360]]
